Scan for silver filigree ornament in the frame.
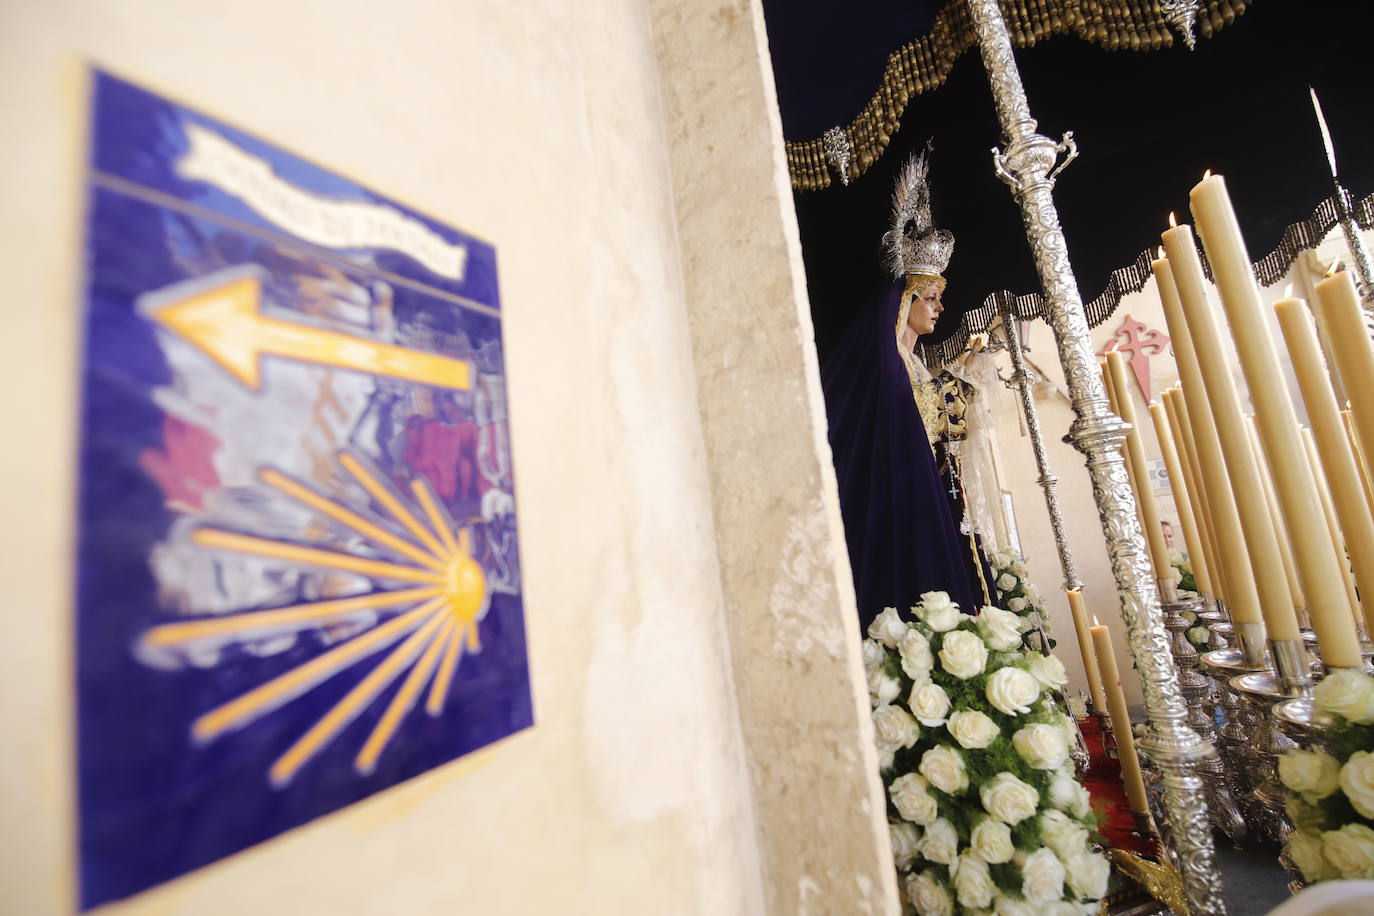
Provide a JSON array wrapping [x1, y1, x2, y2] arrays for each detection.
[[1161, 0, 1200, 50], [822, 126, 851, 187], [881, 141, 955, 278], [965, 0, 1227, 912]]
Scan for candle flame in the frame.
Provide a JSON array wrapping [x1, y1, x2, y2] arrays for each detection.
[[1156, 246, 1165, 260], [1326, 260, 1341, 278], [1284, 283, 1294, 298], [1092, 615, 1100, 626], [1203, 168, 1213, 179], [1168, 211, 1178, 228]]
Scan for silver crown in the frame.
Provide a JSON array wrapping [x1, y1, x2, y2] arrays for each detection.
[[881, 142, 955, 279]]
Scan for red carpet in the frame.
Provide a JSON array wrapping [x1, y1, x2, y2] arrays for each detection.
[[1077, 716, 1159, 857]]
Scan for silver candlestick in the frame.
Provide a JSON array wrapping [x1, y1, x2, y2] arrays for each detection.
[[966, 2, 1224, 912], [1162, 596, 1248, 843], [1228, 638, 1316, 845]]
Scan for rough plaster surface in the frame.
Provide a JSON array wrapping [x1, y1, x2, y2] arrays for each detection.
[[0, 1, 770, 913], [648, 1, 900, 913]]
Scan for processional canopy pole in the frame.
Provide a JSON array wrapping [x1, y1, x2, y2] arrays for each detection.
[[996, 294, 1081, 593], [1310, 87, 1374, 306], [964, 2, 1226, 913]]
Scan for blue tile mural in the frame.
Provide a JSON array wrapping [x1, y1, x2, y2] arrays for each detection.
[[76, 71, 531, 908]]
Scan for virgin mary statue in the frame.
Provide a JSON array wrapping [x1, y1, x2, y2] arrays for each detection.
[[821, 146, 993, 630]]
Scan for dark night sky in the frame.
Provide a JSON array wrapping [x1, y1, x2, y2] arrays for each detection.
[[761, 0, 1374, 359]]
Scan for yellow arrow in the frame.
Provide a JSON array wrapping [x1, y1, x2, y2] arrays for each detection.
[[149, 270, 471, 391]]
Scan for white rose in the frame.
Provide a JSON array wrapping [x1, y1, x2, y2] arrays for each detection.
[[1013, 723, 1070, 771], [1024, 582, 1041, 602], [940, 630, 989, 679], [868, 606, 908, 648], [948, 709, 1000, 750], [1064, 850, 1109, 899], [1011, 560, 1028, 577], [1287, 830, 1336, 883], [1187, 626, 1211, 646], [919, 591, 963, 632], [978, 606, 1024, 650], [890, 820, 921, 870], [1007, 596, 1028, 613], [921, 817, 959, 865], [1021, 847, 1066, 902], [1049, 768, 1092, 818], [1278, 749, 1341, 802], [889, 773, 939, 826], [1167, 548, 1185, 567], [971, 819, 1014, 864], [898, 628, 935, 678], [980, 772, 1040, 825], [910, 681, 951, 727], [986, 667, 1040, 716], [996, 573, 1018, 592], [1039, 809, 1089, 861], [1028, 654, 1069, 691], [920, 744, 969, 795], [861, 638, 886, 674], [1340, 750, 1374, 818], [1286, 793, 1324, 834], [1314, 669, 1374, 724], [873, 703, 920, 752], [953, 851, 996, 909], [1053, 711, 1078, 746], [993, 894, 1037, 916], [1321, 822, 1374, 879], [905, 870, 953, 916], [868, 665, 901, 707], [877, 748, 894, 771]]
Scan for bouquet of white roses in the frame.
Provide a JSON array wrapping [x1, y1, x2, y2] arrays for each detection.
[[986, 549, 1053, 652], [866, 592, 1109, 915], [1176, 605, 1210, 649], [1167, 548, 1197, 594], [1279, 669, 1374, 882]]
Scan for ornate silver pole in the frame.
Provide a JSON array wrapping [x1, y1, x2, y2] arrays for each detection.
[[965, 2, 1226, 913], [1333, 185, 1374, 306], [1310, 88, 1374, 305], [998, 293, 1081, 593]]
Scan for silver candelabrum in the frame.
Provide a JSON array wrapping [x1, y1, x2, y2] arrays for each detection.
[[966, 2, 1225, 912]]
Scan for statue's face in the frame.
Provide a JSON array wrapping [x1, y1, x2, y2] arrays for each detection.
[[905, 279, 944, 337]]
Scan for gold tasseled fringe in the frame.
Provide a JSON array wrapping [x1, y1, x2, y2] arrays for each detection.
[[787, 0, 1254, 191]]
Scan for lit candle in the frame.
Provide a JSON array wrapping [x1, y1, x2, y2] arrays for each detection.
[[1067, 589, 1108, 711], [1101, 356, 1139, 496], [1303, 429, 1362, 630], [1276, 297, 1374, 635], [1101, 358, 1120, 416], [1150, 401, 1212, 594], [1165, 388, 1225, 601], [1106, 350, 1174, 583], [1246, 416, 1304, 611], [1092, 621, 1150, 814], [1191, 174, 1358, 665], [1317, 271, 1374, 513], [1343, 408, 1374, 517], [1151, 247, 1268, 629]]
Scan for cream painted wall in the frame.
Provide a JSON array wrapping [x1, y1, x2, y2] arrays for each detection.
[[0, 1, 788, 913]]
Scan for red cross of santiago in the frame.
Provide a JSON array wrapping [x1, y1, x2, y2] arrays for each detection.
[[1096, 314, 1170, 401]]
